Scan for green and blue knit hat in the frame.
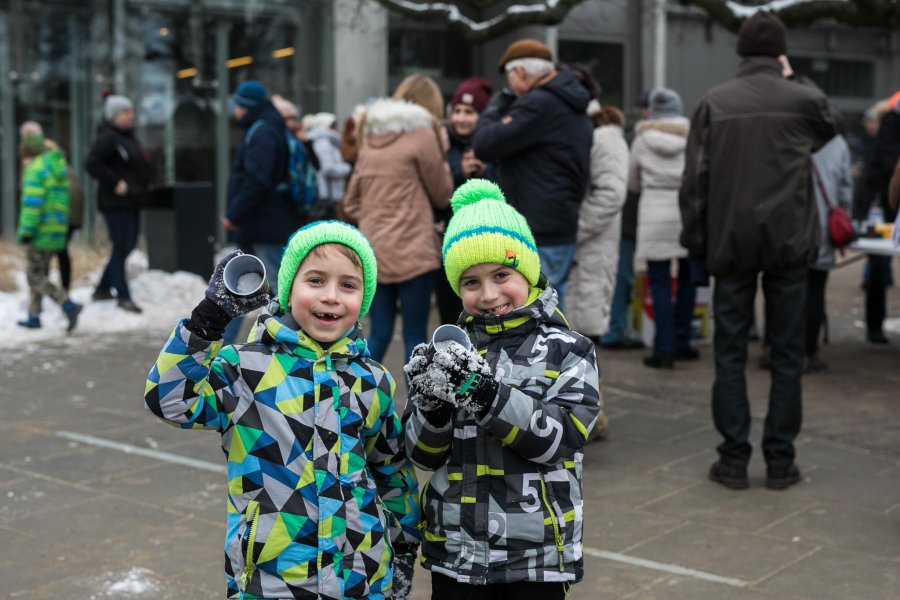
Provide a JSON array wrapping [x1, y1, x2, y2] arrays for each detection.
[[278, 220, 378, 317], [442, 179, 541, 296]]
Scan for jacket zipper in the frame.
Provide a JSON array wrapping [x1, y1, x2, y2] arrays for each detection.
[[240, 499, 261, 591], [538, 475, 565, 572]]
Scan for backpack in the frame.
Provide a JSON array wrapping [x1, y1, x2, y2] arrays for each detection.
[[245, 120, 319, 217]]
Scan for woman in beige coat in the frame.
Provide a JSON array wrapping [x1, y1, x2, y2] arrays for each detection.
[[630, 88, 696, 369], [343, 74, 453, 362], [567, 104, 630, 341]]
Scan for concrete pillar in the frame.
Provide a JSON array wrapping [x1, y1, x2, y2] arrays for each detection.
[[215, 20, 230, 243], [0, 11, 15, 238], [332, 0, 388, 120]]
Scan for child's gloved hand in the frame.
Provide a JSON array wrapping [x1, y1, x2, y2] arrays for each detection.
[[409, 341, 497, 417], [206, 250, 271, 318], [405, 344, 452, 423], [391, 545, 417, 600]]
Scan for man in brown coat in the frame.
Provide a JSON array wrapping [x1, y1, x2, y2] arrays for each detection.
[[680, 11, 834, 491]]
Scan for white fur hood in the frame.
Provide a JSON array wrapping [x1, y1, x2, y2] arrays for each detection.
[[635, 116, 689, 157], [362, 98, 434, 136]]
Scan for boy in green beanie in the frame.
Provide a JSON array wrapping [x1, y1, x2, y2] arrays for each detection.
[[403, 180, 601, 598], [145, 220, 419, 599]]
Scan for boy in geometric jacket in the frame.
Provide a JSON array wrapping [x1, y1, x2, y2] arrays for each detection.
[[145, 221, 419, 599], [404, 180, 601, 599], [16, 128, 82, 331]]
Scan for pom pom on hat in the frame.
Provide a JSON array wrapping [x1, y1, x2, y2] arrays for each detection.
[[277, 220, 378, 317], [442, 179, 541, 296]]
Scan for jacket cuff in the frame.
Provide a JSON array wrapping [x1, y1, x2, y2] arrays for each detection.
[[185, 297, 232, 340]]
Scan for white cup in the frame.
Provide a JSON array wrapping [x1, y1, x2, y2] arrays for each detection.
[[223, 253, 269, 296], [431, 324, 473, 352]]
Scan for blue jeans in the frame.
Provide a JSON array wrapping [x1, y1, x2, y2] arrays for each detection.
[[97, 210, 140, 300], [222, 242, 285, 345], [537, 243, 576, 310], [367, 271, 435, 363], [600, 237, 635, 344], [647, 258, 696, 355]]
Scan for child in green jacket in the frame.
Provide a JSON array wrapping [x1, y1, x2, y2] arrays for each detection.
[[145, 221, 419, 599], [17, 130, 82, 332]]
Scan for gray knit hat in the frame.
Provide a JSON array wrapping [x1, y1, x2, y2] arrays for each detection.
[[104, 95, 134, 122], [648, 87, 683, 119]]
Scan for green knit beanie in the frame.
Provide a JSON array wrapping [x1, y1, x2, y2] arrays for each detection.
[[277, 220, 378, 317], [442, 179, 541, 296]]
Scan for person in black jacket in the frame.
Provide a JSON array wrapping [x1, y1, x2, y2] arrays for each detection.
[[472, 39, 592, 309], [86, 94, 152, 313], [680, 12, 834, 492]]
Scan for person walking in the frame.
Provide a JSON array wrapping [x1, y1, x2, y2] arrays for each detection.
[[472, 39, 593, 307], [16, 127, 82, 332], [567, 98, 629, 344], [307, 112, 352, 221], [631, 88, 696, 369], [86, 94, 152, 313], [680, 11, 834, 490]]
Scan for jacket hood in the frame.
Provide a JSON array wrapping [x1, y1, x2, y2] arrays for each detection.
[[39, 148, 69, 179], [249, 306, 370, 361], [635, 117, 689, 156], [540, 68, 591, 114], [461, 277, 568, 350], [306, 127, 340, 144], [238, 101, 285, 131], [362, 98, 435, 136]]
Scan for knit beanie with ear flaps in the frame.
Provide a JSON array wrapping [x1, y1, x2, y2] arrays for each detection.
[[277, 220, 378, 317], [737, 11, 787, 58], [442, 179, 541, 297]]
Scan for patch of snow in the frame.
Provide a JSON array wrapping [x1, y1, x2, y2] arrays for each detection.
[[0, 249, 206, 349], [104, 567, 159, 594], [724, 0, 846, 18]]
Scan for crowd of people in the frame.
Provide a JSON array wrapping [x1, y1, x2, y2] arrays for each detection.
[[13, 8, 900, 600]]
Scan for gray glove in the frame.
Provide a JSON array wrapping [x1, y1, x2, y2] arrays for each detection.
[[408, 341, 497, 416], [205, 250, 271, 318]]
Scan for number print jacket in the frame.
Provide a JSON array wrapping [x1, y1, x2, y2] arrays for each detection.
[[404, 283, 601, 585], [145, 310, 420, 599]]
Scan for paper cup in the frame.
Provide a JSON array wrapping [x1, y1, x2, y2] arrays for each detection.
[[431, 324, 473, 352], [223, 253, 268, 296]]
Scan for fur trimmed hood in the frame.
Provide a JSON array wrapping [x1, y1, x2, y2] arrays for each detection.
[[635, 116, 689, 157], [362, 98, 435, 136]]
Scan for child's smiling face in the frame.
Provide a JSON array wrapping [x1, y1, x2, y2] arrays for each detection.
[[289, 244, 364, 344], [458, 263, 530, 317]]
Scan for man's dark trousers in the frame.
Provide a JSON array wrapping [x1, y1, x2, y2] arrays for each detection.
[[712, 266, 806, 470]]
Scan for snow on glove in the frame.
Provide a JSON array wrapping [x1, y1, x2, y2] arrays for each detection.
[[412, 341, 497, 416], [405, 343, 453, 424], [205, 250, 271, 318]]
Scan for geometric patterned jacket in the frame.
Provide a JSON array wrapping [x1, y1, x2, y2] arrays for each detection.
[[145, 311, 420, 599], [404, 283, 600, 586]]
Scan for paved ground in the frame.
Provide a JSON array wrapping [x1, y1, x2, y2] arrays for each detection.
[[0, 258, 898, 599]]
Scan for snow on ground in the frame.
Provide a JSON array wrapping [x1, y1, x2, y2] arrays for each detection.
[[0, 249, 206, 349]]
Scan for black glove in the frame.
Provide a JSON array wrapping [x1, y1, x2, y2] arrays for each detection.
[[19, 236, 32, 246], [205, 250, 271, 318], [409, 341, 497, 417], [391, 551, 416, 600], [485, 88, 517, 116], [405, 343, 453, 425]]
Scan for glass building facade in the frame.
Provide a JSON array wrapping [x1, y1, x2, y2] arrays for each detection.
[[0, 0, 331, 239]]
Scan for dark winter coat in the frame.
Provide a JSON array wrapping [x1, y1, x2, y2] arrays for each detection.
[[472, 69, 593, 246], [679, 57, 835, 275], [86, 121, 152, 212], [404, 283, 601, 585], [226, 102, 297, 246]]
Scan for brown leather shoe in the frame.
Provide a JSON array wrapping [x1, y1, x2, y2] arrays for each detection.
[[117, 299, 143, 314]]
